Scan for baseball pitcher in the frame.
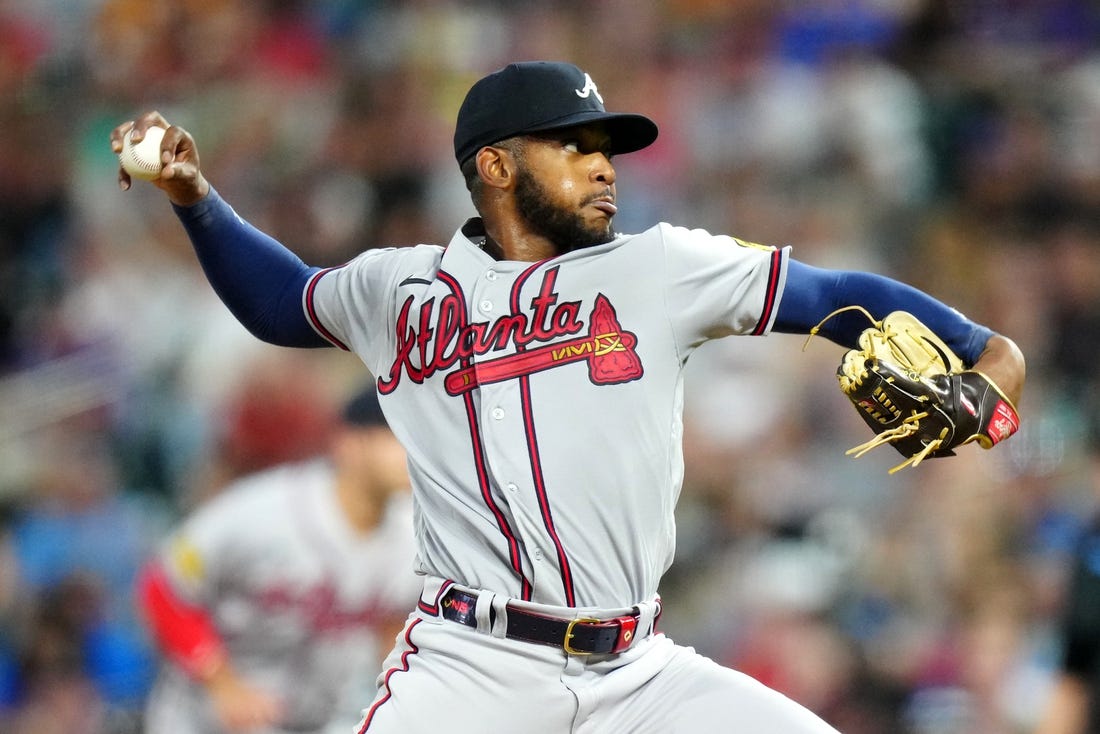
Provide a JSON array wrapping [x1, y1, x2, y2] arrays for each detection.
[[113, 61, 1025, 733]]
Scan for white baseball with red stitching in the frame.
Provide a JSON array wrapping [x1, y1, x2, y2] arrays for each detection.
[[119, 126, 165, 181]]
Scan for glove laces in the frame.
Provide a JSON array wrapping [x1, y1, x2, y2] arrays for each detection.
[[801, 304, 878, 353], [845, 414, 947, 474]]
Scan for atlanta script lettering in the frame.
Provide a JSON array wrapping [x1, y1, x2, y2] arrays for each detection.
[[379, 268, 643, 394]]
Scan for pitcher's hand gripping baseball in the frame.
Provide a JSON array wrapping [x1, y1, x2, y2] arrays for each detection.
[[110, 111, 210, 207], [812, 308, 1020, 473]]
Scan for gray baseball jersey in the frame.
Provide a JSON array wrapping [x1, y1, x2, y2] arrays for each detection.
[[143, 459, 419, 734], [305, 220, 787, 611]]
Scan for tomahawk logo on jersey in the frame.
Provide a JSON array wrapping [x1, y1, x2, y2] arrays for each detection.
[[375, 266, 643, 395]]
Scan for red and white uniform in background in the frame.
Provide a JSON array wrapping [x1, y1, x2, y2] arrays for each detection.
[[141, 458, 418, 734]]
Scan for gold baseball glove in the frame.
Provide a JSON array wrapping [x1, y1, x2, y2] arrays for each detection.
[[813, 308, 1020, 473]]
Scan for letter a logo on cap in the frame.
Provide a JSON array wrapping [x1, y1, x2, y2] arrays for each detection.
[[574, 73, 604, 104]]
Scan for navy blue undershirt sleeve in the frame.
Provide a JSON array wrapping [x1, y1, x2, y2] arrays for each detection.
[[774, 259, 994, 366], [172, 188, 328, 348]]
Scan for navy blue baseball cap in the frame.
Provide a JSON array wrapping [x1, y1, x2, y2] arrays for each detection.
[[341, 384, 388, 428], [453, 61, 659, 167]]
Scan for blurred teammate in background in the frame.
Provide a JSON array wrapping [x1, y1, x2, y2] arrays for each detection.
[[136, 384, 418, 734]]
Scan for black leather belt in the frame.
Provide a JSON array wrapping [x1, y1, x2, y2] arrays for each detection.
[[439, 588, 642, 655]]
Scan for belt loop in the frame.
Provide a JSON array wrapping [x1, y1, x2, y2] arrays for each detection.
[[419, 577, 450, 615], [474, 590, 496, 634], [489, 594, 509, 639], [633, 600, 659, 642]]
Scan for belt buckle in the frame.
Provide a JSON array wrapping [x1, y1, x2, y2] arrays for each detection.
[[563, 617, 601, 655]]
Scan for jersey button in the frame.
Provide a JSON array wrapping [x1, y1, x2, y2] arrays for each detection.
[[479, 299, 493, 313], [506, 482, 518, 493], [486, 270, 498, 281], [533, 549, 543, 561], [491, 407, 505, 420]]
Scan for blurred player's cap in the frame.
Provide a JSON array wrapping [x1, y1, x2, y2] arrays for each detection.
[[454, 61, 658, 167], [341, 384, 388, 428]]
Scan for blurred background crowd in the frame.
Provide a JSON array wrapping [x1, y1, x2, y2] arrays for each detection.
[[0, 0, 1098, 732]]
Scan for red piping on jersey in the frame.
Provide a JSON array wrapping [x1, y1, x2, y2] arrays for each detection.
[[751, 248, 784, 336], [512, 263, 577, 606], [355, 617, 423, 733], [438, 270, 532, 599], [305, 266, 352, 350]]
